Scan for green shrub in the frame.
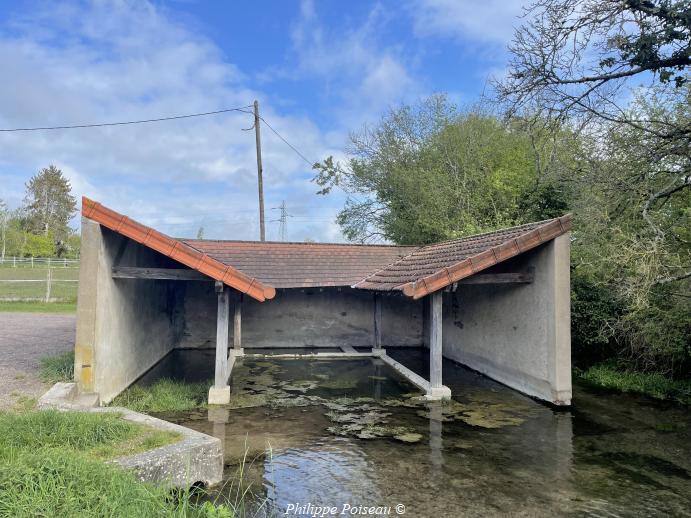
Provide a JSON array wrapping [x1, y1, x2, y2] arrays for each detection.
[[570, 272, 623, 369], [111, 378, 209, 413], [39, 351, 74, 383]]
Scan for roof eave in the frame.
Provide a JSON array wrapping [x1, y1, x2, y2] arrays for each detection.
[[81, 197, 276, 302], [397, 215, 572, 300]]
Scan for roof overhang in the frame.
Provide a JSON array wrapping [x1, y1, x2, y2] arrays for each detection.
[[81, 197, 276, 302], [398, 216, 572, 299]]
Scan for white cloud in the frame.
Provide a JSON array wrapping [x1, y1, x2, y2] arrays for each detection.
[[410, 0, 525, 45], [288, 0, 420, 126], [0, 0, 343, 241]]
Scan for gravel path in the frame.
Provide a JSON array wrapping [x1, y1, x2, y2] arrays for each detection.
[[0, 312, 75, 409]]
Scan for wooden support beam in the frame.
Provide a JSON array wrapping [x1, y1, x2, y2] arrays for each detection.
[[112, 266, 210, 281], [233, 292, 242, 350], [429, 291, 442, 389], [373, 293, 382, 349], [214, 283, 229, 388], [455, 271, 534, 286]]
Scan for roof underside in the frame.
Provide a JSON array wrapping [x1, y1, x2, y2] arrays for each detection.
[[82, 197, 571, 299]]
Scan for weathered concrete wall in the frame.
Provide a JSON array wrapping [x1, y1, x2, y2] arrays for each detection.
[[75, 219, 185, 403], [178, 285, 423, 349], [440, 234, 572, 405]]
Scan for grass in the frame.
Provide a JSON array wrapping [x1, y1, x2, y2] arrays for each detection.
[[0, 409, 181, 461], [0, 300, 77, 312], [576, 364, 691, 405], [0, 409, 238, 517], [39, 350, 75, 383], [111, 378, 210, 413]]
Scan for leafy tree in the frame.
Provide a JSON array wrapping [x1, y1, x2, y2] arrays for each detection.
[[313, 96, 556, 244], [23, 165, 77, 255]]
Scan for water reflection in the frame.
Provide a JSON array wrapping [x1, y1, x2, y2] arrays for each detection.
[[149, 349, 690, 517]]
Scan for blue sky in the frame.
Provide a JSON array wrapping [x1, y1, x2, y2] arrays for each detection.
[[0, 0, 524, 242]]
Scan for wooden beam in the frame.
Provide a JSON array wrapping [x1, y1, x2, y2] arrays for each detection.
[[233, 292, 242, 350], [112, 266, 210, 281], [215, 286, 230, 387], [373, 293, 382, 349], [456, 271, 534, 286], [429, 291, 442, 389]]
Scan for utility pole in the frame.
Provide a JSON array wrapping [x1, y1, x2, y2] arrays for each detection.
[[271, 200, 292, 241], [253, 100, 265, 241]]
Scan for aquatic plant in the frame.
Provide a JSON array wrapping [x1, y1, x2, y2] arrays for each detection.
[[577, 364, 691, 405], [111, 378, 210, 413]]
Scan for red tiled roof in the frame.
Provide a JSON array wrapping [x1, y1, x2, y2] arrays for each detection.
[[81, 197, 276, 302], [82, 197, 570, 299], [182, 240, 416, 288], [354, 216, 572, 298]]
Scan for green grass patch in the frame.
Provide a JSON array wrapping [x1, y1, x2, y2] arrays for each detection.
[[111, 378, 210, 413], [0, 409, 180, 461], [39, 350, 75, 383], [576, 364, 691, 405], [0, 445, 234, 517], [0, 301, 76, 312]]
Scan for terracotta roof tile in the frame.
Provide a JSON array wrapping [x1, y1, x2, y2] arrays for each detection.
[[182, 240, 416, 288], [354, 216, 571, 298]]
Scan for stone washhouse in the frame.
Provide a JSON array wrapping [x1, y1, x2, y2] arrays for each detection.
[[74, 197, 572, 406]]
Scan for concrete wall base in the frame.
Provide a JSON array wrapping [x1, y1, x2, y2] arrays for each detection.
[[39, 382, 223, 488]]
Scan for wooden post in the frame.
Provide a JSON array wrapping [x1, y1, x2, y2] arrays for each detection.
[[254, 100, 265, 241], [429, 291, 442, 389], [373, 293, 382, 349], [233, 292, 242, 350], [45, 267, 52, 303], [214, 283, 230, 387]]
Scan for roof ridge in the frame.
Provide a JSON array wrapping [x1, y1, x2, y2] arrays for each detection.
[[413, 218, 559, 249], [181, 238, 416, 248]]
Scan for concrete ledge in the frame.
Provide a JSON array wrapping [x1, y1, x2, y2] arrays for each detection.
[[39, 382, 223, 488], [245, 351, 373, 359]]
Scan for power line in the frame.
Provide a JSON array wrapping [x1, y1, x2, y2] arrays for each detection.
[[259, 115, 315, 167], [0, 106, 254, 132]]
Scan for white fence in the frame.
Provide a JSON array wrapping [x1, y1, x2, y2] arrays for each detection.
[[0, 257, 79, 303], [0, 256, 79, 268]]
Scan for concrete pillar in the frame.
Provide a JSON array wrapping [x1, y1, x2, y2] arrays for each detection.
[[209, 283, 230, 404], [74, 218, 101, 394], [373, 293, 382, 349], [549, 233, 572, 404], [428, 291, 451, 399], [429, 291, 442, 388], [233, 292, 242, 350]]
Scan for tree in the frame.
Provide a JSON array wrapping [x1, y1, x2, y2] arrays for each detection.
[[23, 165, 77, 254], [196, 226, 205, 240], [313, 95, 556, 244], [498, 0, 691, 123]]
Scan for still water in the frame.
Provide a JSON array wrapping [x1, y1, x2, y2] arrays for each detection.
[[149, 349, 691, 517]]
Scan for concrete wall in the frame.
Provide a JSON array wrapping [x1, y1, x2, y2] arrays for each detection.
[[178, 284, 424, 349], [75, 219, 185, 403], [439, 234, 572, 405]]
